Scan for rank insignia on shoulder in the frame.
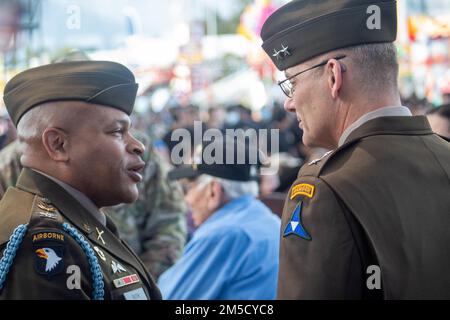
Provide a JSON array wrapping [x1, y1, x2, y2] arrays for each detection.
[[291, 183, 315, 199], [37, 201, 58, 213], [32, 230, 65, 277], [283, 202, 311, 241], [38, 211, 58, 220], [34, 198, 60, 220]]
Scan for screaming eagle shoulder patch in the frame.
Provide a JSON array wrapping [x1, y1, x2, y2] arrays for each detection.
[[32, 230, 65, 278], [283, 202, 311, 241]]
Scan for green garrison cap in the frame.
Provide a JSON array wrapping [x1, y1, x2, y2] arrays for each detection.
[[3, 60, 138, 126], [261, 0, 398, 71]]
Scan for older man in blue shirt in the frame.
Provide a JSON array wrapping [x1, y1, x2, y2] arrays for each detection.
[[158, 137, 280, 299]]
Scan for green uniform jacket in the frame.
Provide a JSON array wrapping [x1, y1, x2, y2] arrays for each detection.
[[0, 168, 162, 300], [279, 116, 450, 299]]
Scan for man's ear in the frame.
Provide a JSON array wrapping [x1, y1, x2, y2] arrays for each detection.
[[327, 59, 345, 99], [207, 180, 224, 210], [41, 128, 70, 162]]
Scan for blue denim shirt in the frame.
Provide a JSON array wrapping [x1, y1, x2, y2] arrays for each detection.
[[158, 195, 280, 300]]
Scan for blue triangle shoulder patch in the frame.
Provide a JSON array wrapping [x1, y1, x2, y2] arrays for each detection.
[[283, 201, 311, 240]]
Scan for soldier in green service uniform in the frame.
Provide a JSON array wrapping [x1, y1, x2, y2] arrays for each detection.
[[0, 131, 188, 280], [0, 60, 162, 299], [261, 0, 450, 299]]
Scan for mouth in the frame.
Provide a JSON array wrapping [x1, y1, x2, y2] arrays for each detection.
[[126, 161, 145, 183]]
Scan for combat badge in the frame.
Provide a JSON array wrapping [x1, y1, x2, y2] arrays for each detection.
[[32, 230, 65, 277], [283, 202, 311, 241], [111, 260, 126, 274]]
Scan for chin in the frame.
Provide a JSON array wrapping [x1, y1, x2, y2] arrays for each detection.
[[121, 189, 139, 204], [302, 135, 314, 148], [103, 189, 139, 206]]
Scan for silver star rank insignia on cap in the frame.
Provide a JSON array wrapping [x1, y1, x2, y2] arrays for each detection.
[[272, 44, 291, 60]]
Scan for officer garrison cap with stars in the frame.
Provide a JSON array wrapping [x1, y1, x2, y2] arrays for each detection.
[[261, 0, 398, 71], [3, 60, 138, 127]]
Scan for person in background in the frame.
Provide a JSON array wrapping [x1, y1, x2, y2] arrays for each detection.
[[158, 137, 280, 299]]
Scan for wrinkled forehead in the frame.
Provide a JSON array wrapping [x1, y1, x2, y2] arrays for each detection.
[[56, 100, 131, 129]]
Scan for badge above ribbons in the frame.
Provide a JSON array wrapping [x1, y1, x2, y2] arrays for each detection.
[[283, 202, 311, 241]]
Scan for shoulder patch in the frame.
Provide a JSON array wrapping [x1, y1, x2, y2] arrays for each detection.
[[291, 183, 315, 199], [283, 202, 311, 240], [32, 229, 65, 278]]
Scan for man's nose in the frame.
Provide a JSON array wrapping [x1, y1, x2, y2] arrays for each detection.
[[284, 98, 295, 113], [128, 135, 145, 156]]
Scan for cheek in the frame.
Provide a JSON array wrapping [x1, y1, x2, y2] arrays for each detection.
[[189, 191, 209, 214]]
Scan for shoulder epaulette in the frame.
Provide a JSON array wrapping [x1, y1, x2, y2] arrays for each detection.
[[298, 150, 334, 178]]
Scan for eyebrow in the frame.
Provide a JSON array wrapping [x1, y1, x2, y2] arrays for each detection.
[[110, 119, 131, 128]]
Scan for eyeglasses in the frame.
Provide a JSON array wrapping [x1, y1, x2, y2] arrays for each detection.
[[277, 55, 347, 98]]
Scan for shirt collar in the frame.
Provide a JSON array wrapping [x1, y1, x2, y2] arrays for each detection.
[[338, 106, 412, 147], [201, 195, 254, 228], [33, 169, 106, 226]]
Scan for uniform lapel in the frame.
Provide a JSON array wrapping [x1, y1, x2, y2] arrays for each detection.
[[16, 168, 153, 286]]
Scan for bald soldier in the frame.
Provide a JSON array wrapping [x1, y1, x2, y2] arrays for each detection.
[[0, 61, 161, 299], [261, 0, 450, 299]]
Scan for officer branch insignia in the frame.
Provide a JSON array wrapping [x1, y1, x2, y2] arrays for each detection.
[[32, 230, 65, 277], [283, 202, 311, 241]]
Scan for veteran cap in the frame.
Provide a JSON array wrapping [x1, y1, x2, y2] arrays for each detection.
[[261, 0, 398, 71], [3, 60, 138, 126], [168, 136, 265, 182]]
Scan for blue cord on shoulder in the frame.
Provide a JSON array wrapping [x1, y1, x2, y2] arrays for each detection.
[[0, 222, 104, 300], [0, 224, 28, 290], [62, 222, 105, 300]]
